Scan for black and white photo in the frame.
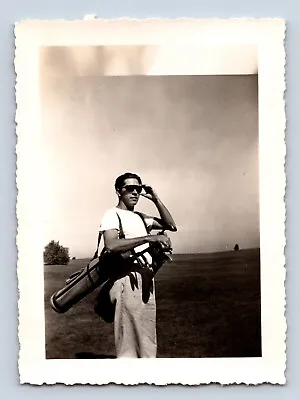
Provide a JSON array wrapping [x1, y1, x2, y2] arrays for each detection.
[[15, 18, 286, 385]]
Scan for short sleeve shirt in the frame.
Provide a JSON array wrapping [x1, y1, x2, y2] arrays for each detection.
[[100, 207, 154, 258]]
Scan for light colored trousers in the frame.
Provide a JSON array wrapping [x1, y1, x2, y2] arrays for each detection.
[[109, 272, 157, 358]]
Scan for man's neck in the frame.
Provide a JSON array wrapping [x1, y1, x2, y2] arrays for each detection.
[[117, 200, 134, 212]]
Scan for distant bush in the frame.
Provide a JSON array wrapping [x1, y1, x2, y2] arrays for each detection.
[[72, 256, 76, 260], [44, 240, 70, 265]]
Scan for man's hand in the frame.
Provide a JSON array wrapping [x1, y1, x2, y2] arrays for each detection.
[[141, 185, 159, 202], [148, 233, 172, 249]]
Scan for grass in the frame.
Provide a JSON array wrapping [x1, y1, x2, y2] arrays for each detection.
[[44, 248, 261, 359]]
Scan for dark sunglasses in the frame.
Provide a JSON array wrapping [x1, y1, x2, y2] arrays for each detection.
[[122, 185, 143, 194]]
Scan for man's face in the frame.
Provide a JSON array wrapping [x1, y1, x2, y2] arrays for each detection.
[[118, 178, 142, 208]]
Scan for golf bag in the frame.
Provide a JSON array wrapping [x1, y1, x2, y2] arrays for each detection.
[[50, 212, 172, 316]]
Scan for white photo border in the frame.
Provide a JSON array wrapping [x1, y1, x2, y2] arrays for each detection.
[[15, 18, 286, 385]]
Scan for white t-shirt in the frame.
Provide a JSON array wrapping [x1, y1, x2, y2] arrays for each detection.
[[99, 207, 154, 262]]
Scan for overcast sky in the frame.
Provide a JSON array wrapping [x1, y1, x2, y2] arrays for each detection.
[[40, 47, 259, 257]]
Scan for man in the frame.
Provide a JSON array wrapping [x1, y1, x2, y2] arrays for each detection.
[[99, 172, 177, 358]]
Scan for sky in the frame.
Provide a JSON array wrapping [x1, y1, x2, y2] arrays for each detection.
[[40, 47, 259, 257]]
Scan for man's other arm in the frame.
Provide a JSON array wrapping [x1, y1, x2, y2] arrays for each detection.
[[103, 229, 171, 253]]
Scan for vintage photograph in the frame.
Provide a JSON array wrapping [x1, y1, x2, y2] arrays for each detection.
[[41, 46, 261, 360], [15, 19, 286, 385]]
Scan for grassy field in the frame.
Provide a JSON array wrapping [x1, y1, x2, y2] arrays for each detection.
[[44, 248, 261, 359]]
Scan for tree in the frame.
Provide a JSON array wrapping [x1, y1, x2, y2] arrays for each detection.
[[44, 240, 70, 265]]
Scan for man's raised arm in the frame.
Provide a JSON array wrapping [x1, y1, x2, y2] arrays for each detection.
[[141, 185, 177, 232]]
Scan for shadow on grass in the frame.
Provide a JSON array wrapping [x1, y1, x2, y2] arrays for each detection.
[[75, 352, 116, 359]]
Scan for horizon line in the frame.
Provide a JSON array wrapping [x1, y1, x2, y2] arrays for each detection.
[[70, 247, 260, 259]]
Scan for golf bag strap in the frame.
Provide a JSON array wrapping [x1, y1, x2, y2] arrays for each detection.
[[93, 212, 125, 259], [93, 232, 103, 259], [116, 212, 125, 239]]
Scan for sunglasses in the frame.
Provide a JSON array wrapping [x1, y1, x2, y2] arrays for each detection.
[[122, 185, 143, 194]]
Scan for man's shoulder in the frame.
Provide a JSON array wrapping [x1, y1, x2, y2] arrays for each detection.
[[99, 207, 119, 231], [102, 208, 152, 222], [134, 211, 154, 220], [117, 209, 146, 219]]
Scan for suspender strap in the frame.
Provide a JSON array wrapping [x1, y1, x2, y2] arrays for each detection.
[[134, 211, 151, 234]]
